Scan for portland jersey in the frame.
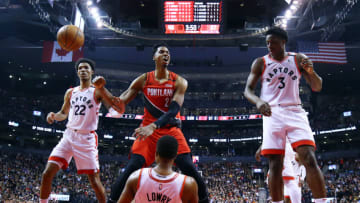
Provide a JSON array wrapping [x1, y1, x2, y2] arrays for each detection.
[[135, 168, 186, 203], [142, 71, 181, 125], [260, 53, 302, 106], [66, 86, 101, 131], [283, 139, 296, 179]]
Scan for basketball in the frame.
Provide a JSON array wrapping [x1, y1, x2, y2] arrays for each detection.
[[56, 25, 84, 51]]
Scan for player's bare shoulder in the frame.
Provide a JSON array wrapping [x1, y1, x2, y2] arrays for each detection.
[[64, 88, 74, 100], [175, 75, 188, 90], [128, 168, 142, 184], [130, 169, 142, 178], [182, 175, 198, 203], [185, 175, 197, 187], [132, 73, 147, 90], [251, 57, 265, 73]]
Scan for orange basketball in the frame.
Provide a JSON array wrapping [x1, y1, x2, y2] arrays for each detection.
[[57, 25, 84, 51]]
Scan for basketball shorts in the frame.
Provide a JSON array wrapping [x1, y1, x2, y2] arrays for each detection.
[[284, 178, 302, 203], [131, 126, 191, 166], [261, 105, 316, 156], [48, 128, 100, 174]]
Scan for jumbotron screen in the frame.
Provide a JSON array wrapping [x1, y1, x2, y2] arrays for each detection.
[[163, 0, 223, 34]]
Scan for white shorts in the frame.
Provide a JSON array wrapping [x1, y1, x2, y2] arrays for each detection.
[[48, 128, 100, 174], [261, 105, 315, 155], [284, 178, 302, 203]]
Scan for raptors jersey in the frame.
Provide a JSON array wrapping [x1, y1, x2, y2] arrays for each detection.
[[135, 168, 186, 203], [293, 161, 306, 182], [142, 71, 180, 126], [66, 86, 101, 131], [260, 53, 302, 106], [283, 139, 296, 179]]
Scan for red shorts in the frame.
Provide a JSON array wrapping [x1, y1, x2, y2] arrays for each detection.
[[131, 127, 190, 166]]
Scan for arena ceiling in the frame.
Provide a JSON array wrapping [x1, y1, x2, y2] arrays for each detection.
[[0, 0, 360, 47], [0, 0, 360, 94]]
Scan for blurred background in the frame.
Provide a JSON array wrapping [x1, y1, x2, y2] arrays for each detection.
[[0, 0, 359, 202]]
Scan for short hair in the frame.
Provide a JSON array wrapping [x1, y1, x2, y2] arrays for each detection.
[[75, 58, 95, 72], [265, 27, 288, 42], [156, 135, 178, 160], [152, 43, 168, 56]]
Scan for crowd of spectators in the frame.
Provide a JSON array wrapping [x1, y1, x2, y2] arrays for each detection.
[[310, 96, 360, 131], [1, 148, 359, 202], [1, 85, 357, 131], [302, 159, 360, 202], [0, 81, 314, 120]]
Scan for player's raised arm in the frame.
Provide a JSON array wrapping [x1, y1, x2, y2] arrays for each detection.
[[92, 76, 125, 114], [46, 88, 72, 124]]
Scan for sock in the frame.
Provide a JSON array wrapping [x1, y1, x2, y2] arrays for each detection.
[[40, 199, 48, 203], [314, 198, 327, 203]]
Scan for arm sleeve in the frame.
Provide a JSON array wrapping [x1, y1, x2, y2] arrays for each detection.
[[154, 101, 180, 128]]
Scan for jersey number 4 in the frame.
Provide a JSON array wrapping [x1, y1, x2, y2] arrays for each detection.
[[74, 105, 86, 115]]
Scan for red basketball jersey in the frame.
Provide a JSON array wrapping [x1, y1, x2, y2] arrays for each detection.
[[142, 71, 181, 126]]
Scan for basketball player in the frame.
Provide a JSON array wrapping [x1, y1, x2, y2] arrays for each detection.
[[118, 135, 198, 203], [39, 58, 124, 203], [256, 139, 304, 203], [94, 43, 208, 203], [291, 153, 306, 202], [245, 27, 326, 203]]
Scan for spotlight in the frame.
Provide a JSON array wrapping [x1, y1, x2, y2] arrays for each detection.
[[285, 10, 292, 19]]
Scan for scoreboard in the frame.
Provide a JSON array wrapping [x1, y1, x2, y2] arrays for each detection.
[[163, 0, 223, 34]]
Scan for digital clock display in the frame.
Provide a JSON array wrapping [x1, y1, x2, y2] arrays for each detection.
[[163, 0, 222, 34]]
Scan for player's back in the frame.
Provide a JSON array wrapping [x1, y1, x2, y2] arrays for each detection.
[[135, 168, 186, 203]]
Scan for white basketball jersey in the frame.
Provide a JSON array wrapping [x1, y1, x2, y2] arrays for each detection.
[[283, 139, 296, 178], [66, 86, 101, 131], [135, 168, 186, 203], [260, 53, 302, 106]]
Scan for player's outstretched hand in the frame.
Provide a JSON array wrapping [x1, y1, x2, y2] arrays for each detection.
[[92, 76, 106, 89], [47, 112, 55, 124], [256, 100, 272, 116], [134, 123, 156, 141]]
